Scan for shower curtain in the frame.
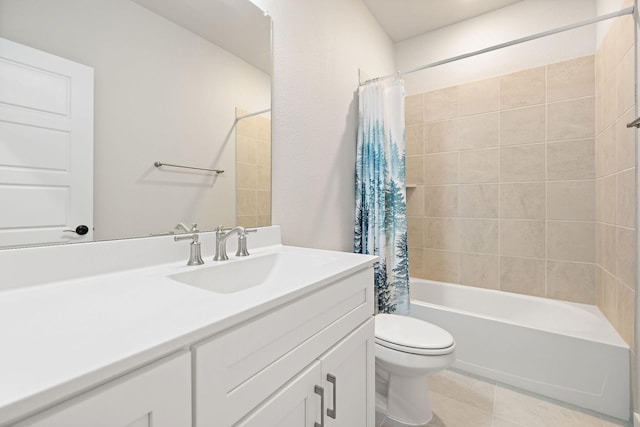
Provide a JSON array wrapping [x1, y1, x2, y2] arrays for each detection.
[[354, 78, 409, 314]]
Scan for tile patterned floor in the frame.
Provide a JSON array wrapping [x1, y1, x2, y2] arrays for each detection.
[[376, 369, 630, 427]]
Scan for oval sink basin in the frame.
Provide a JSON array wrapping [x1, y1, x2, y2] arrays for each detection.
[[168, 250, 335, 294]]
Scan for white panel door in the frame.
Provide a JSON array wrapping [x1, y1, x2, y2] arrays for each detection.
[[0, 37, 93, 247]]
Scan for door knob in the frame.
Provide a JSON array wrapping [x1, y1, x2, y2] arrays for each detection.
[[64, 225, 89, 235]]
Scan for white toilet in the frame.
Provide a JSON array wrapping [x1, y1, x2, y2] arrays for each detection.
[[375, 313, 456, 426]]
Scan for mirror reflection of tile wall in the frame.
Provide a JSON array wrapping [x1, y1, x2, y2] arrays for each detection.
[[236, 108, 271, 228]]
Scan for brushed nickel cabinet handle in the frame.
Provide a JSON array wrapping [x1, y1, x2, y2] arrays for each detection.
[[314, 385, 324, 427], [327, 374, 337, 419]]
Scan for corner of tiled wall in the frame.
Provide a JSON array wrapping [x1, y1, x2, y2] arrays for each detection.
[[595, 11, 636, 347]]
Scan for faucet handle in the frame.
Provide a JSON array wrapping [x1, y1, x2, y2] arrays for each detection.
[[215, 225, 231, 233], [174, 233, 199, 242], [175, 222, 189, 233], [176, 222, 199, 233], [174, 233, 204, 266], [235, 228, 257, 257]]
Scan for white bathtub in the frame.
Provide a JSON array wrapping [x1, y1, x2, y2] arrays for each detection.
[[409, 278, 630, 420]]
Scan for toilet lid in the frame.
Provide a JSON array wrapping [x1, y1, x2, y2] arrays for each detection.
[[375, 314, 455, 355]]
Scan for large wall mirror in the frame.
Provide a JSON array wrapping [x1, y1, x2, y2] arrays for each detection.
[[0, 0, 271, 248]]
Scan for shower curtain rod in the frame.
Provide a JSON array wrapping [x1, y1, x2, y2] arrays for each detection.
[[236, 108, 271, 122], [360, 6, 635, 86]]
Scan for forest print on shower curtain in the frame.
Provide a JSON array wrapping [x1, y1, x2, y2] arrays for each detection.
[[354, 78, 409, 314]]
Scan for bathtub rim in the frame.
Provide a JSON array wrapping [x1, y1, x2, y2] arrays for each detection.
[[409, 277, 628, 349]]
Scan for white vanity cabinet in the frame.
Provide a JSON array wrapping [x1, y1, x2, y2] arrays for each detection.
[[237, 320, 374, 427], [193, 269, 375, 427], [0, 238, 376, 427], [13, 352, 192, 427]]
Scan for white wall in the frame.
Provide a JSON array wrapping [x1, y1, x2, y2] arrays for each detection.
[[395, 0, 598, 95], [0, 0, 271, 240], [250, 0, 395, 251]]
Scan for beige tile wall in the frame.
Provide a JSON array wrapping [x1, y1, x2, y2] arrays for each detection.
[[406, 13, 636, 348], [595, 11, 636, 348], [406, 56, 600, 306], [236, 108, 271, 228], [406, 56, 596, 304]]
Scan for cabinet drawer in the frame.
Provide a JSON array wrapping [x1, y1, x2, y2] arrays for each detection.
[[14, 352, 191, 427], [193, 268, 373, 426]]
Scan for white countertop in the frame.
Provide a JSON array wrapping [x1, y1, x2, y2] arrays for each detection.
[[0, 242, 376, 425]]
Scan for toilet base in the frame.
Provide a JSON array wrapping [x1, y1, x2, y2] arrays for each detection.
[[383, 414, 429, 427], [374, 314, 456, 426], [376, 367, 433, 426]]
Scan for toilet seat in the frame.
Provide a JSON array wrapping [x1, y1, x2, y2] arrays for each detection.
[[375, 314, 455, 356]]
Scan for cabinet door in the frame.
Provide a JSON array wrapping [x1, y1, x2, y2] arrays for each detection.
[[319, 319, 375, 427], [237, 361, 323, 427], [15, 352, 191, 427]]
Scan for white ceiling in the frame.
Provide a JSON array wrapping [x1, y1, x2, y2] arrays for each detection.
[[362, 0, 524, 42]]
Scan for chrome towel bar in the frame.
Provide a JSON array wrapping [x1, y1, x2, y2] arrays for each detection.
[[154, 161, 224, 174]]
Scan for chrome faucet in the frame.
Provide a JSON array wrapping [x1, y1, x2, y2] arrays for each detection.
[[213, 225, 256, 261]]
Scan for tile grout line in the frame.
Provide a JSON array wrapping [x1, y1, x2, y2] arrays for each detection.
[[544, 62, 549, 298], [491, 379, 498, 427], [498, 75, 502, 294]]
